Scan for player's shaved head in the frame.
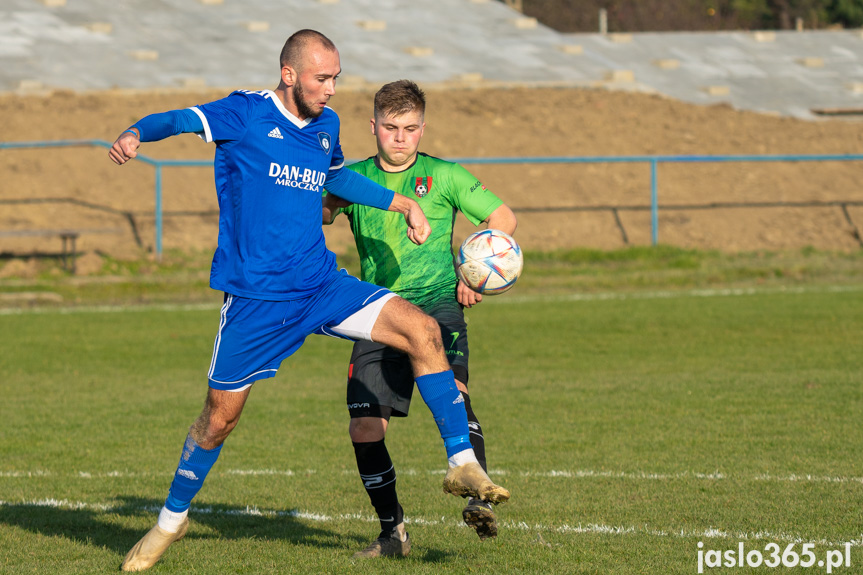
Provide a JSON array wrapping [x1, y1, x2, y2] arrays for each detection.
[[374, 80, 426, 119], [280, 29, 337, 71]]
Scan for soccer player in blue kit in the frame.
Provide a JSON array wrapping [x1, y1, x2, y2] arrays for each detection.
[[108, 29, 509, 572]]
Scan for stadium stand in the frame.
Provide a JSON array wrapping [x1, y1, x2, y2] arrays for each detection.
[[1, 0, 862, 119]]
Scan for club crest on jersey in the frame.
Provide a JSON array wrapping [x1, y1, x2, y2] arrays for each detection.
[[414, 176, 432, 198], [317, 132, 331, 153]]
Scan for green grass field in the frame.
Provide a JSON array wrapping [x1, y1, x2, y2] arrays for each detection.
[[1, 249, 862, 574]]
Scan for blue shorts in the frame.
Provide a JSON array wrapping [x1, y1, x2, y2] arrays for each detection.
[[207, 269, 394, 391]]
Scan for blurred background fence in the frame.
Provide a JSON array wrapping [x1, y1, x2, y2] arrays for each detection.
[[2, 139, 861, 259]]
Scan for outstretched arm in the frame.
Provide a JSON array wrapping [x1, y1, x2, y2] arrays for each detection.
[[324, 168, 431, 245], [108, 109, 204, 165]]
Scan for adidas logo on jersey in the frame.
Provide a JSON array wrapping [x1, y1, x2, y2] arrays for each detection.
[[268, 127, 283, 139]]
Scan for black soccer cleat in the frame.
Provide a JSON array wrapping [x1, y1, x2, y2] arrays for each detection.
[[463, 497, 498, 540]]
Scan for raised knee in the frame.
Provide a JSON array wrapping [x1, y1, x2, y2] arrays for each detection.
[[416, 313, 442, 349]]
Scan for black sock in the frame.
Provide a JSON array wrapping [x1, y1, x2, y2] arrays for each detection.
[[462, 392, 487, 472], [353, 439, 403, 533]]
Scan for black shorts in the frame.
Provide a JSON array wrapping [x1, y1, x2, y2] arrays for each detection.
[[346, 301, 469, 419]]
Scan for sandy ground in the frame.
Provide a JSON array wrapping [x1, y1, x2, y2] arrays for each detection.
[[1, 86, 862, 272]]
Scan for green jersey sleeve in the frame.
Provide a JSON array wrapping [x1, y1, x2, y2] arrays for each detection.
[[440, 162, 503, 226]]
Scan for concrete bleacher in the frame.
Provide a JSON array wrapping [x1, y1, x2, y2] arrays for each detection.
[[1, 0, 862, 119], [557, 29, 863, 119]]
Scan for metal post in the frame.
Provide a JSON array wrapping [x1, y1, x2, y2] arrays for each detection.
[[599, 8, 608, 34], [61, 234, 69, 271], [650, 158, 658, 246], [155, 163, 163, 260]]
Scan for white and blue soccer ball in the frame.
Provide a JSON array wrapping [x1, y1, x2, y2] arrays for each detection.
[[455, 229, 523, 295]]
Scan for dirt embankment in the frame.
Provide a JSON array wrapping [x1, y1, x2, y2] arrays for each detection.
[[1, 86, 862, 271]]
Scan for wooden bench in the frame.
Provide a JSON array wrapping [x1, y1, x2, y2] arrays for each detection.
[[0, 228, 123, 273]]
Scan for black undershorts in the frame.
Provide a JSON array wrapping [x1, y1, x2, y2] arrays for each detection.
[[345, 301, 469, 419]]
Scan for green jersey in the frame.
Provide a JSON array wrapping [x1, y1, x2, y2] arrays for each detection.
[[340, 153, 503, 309]]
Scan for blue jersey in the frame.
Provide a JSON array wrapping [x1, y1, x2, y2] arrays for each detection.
[[190, 89, 345, 300]]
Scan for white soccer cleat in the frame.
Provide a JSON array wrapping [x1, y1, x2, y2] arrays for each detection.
[[120, 518, 189, 572], [442, 461, 510, 504]]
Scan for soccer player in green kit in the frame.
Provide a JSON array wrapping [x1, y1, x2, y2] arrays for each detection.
[[323, 80, 517, 558]]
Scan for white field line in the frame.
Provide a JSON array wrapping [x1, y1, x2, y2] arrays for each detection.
[[4, 468, 863, 484], [491, 284, 863, 305], [1, 284, 860, 316], [1, 497, 861, 549]]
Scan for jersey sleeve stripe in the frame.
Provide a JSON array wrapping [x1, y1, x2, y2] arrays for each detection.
[[188, 106, 213, 143]]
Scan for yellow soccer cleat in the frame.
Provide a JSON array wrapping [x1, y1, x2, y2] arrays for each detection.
[[120, 518, 189, 572], [352, 525, 411, 559], [442, 461, 510, 504]]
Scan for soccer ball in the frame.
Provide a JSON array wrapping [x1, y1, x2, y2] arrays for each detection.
[[455, 229, 523, 295]]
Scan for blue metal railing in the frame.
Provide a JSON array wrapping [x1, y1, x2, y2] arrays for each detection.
[[0, 139, 211, 256], [2, 139, 862, 255]]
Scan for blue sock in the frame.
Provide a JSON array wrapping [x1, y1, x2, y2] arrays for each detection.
[[164, 434, 223, 512], [415, 370, 472, 457]]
